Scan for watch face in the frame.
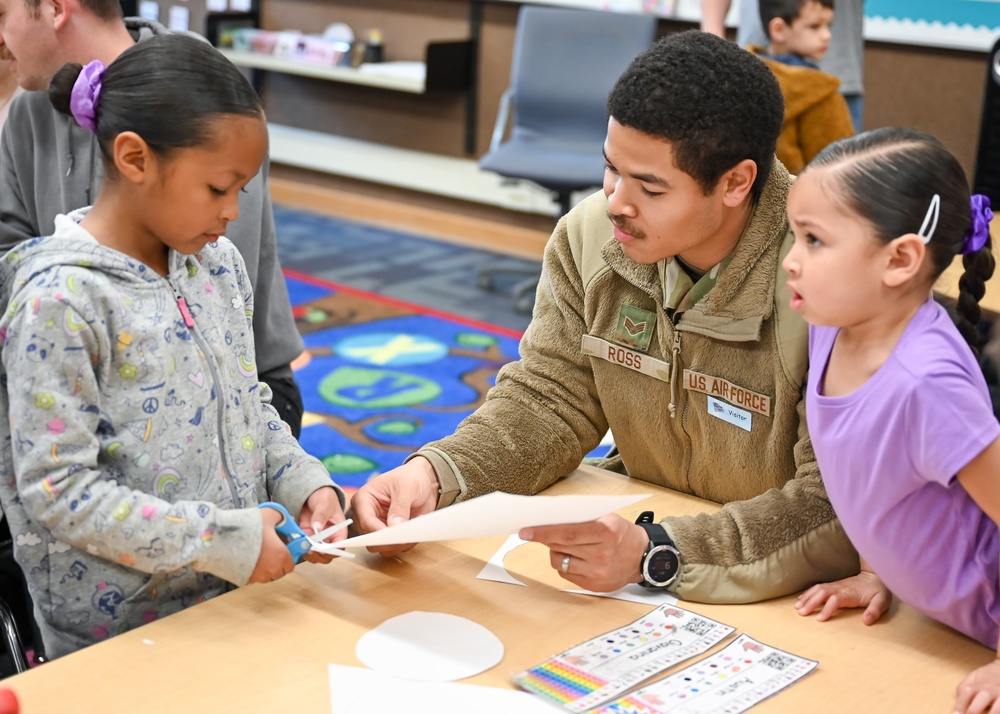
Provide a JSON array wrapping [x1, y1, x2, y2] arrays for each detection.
[[645, 545, 680, 586]]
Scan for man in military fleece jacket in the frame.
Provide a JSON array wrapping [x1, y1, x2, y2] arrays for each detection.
[[351, 31, 858, 604]]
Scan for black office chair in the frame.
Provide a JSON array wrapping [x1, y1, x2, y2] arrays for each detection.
[[477, 6, 658, 314], [973, 35, 1000, 207], [972, 36, 1000, 417], [0, 519, 28, 679]]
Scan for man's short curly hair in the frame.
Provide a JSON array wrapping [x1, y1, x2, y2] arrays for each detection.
[[607, 31, 784, 203]]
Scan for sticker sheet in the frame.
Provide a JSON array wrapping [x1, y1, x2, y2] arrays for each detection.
[[594, 635, 818, 714], [513, 604, 735, 712]]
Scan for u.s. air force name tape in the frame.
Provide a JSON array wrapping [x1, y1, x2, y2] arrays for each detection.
[[581, 334, 670, 382], [581, 335, 772, 418]]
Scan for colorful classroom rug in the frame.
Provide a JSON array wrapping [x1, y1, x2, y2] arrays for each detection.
[[285, 270, 524, 494]]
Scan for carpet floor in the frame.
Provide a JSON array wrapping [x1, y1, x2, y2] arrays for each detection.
[[273, 204, 543, 333]]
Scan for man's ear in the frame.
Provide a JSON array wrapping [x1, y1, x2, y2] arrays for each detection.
[[47, 0, 70, 31], [113, 132, 153, 185], [883, 233, 927, 288], [719, 159, 757, 208]]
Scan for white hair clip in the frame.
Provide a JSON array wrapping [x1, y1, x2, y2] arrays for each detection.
[[917, 193, 941, 244]]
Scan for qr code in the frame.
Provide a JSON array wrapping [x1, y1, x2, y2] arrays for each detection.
[[681, 618, 714, 636], [761, 652, 795, 670]]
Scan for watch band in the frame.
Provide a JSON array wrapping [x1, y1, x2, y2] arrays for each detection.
[[635, 510, 680, 588]]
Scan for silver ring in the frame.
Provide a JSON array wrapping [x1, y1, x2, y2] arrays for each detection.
[[560, 554, 571, 574]]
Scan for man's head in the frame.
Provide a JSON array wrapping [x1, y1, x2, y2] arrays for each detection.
[[607, 31, 783, 206], [760, 0, 834, 62], [603, 32, 784, 268], [23, 0, 122, 20], [0, 0, 125, 90]]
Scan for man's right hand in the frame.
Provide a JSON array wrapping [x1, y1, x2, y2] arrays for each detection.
[[350, 456, 441, 557]]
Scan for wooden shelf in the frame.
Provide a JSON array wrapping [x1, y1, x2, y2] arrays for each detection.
[[219, 40, 473, 94], [219, 49, 425, 92]]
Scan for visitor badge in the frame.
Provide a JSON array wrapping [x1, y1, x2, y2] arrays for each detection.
[[707, 396, 752, 432]]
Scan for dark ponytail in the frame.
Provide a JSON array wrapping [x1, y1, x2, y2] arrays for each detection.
[[48, 62, 83, 118], [804, 127, 994, 353], [47, 33, 262, 166], [958, 235, 996, 351]]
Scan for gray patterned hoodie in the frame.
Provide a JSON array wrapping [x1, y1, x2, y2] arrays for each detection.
[[0, 210, 338, 659]]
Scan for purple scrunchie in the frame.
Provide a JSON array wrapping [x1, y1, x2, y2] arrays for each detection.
[[69, 60, 106, 135], [963, 194, 993, 255]]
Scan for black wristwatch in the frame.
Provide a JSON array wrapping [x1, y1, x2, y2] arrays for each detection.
[[636, 511, 681, 588]]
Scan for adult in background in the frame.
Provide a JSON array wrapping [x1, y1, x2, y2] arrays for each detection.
[[351, 31, 857, 605], [0, 0, 306, 435], [0, 57, 23, 133]]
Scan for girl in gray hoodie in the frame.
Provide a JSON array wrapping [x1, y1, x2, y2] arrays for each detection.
[[0, 34, 346, 660]]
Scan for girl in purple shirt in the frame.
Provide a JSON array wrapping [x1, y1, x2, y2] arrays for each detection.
[[781, 127, 1000, 713]]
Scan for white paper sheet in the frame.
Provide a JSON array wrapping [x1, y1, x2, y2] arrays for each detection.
[[355, 611, 503, 682], [335, 492, 649, 549], [567, 583, 678, 606], [476, 534, 529, 586], [328, 663, 557, 714]]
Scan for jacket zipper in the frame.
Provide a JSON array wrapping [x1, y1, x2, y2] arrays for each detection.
[[667, 326, 682, 418], [171, 280, 242, 506]]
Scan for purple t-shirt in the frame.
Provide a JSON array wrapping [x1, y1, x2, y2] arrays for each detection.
[[808, 298, 1000, 648]]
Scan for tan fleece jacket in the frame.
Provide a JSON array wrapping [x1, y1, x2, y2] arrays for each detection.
[[750, 47, 855, 174], [416, 161, 858, 603]]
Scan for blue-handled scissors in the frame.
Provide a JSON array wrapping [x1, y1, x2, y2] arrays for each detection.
[[259, 501, 354, 562]]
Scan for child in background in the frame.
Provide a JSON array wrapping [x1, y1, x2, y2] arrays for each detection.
[[0, 33, 347, 660], [749, 0, 854, 173], [783, 127, 1000, 712]]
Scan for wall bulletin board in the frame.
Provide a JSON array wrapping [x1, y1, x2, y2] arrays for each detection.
[[489, 0, 1000, 51]]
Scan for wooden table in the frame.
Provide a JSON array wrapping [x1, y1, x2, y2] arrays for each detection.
[[2, 465, 991, 712]]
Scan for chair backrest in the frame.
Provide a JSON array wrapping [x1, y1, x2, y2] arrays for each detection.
[[508, 7, 657, 143]]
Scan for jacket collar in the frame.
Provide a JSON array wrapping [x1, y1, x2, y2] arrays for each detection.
[[601, 159, 792, 340]]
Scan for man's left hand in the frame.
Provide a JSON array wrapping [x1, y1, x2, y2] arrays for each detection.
[[520, 514, 649, 592]]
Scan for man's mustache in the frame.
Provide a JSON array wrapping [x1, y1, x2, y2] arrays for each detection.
[[607, 212, 644, 240]]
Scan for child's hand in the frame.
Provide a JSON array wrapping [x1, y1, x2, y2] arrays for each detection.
[[298, 486, 348, 564], [0, 687, 18, 714], [248, 506, 296, 584], [794, 570, 892, 625], [954, 659, 1000, 714]]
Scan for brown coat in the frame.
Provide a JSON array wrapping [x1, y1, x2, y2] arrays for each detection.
[[415, 161, 858, 604], [751, 47, 855, 174]]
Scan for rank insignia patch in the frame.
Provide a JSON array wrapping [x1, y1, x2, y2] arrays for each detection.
[[615, 305, 655, 351]]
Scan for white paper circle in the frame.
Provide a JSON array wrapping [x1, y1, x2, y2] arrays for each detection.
[[356, 611, 504, 682]]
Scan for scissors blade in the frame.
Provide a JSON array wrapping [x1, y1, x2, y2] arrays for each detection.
[[307, 541, 355, 558], [306, 518, 355, 558], [312, 518, 352, 543]]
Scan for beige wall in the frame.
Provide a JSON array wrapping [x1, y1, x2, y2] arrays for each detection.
[[257, 0, 991, 182], [864, 41, 987, 178]]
